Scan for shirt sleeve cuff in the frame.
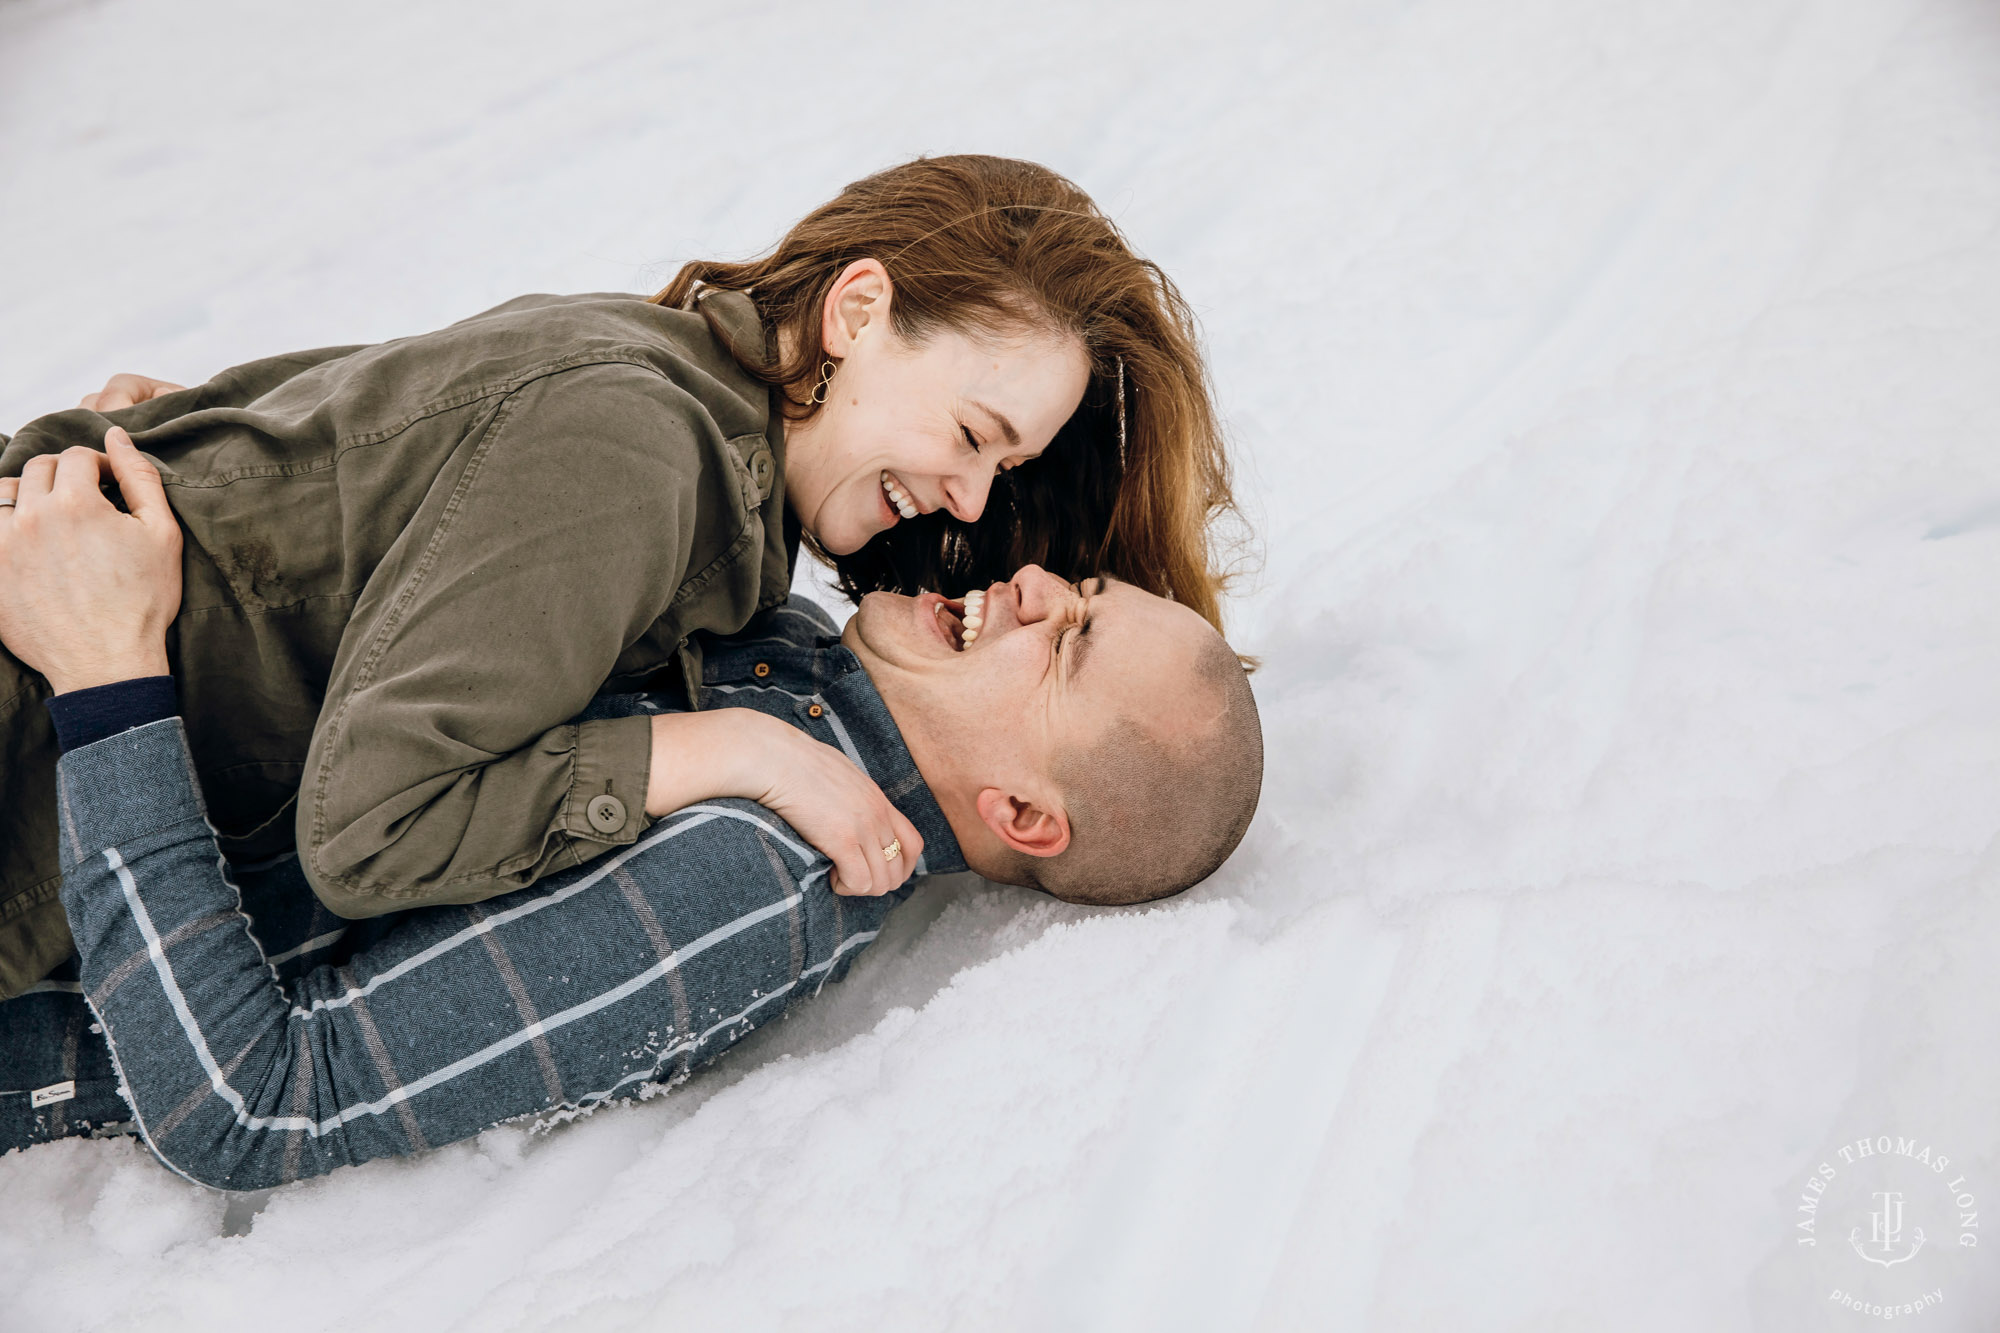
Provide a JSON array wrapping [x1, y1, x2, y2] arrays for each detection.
[[44, 676, 179, 754], [54, 717, 208, 868], [564, 715, 652, 845]]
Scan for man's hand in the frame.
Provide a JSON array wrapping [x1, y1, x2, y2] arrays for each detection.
[[78, 373, 185, 413], [0, 429, 183, 694]]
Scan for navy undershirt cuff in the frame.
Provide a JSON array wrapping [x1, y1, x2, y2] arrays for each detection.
[[44, 676, 179, 755]]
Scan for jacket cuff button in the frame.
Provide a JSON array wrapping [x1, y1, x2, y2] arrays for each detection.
[[586, 794, 627, 834]]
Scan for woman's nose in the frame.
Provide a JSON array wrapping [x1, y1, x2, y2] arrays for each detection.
[[942, 464, 997, 524]]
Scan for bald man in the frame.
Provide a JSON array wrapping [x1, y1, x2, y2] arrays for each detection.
[[0, 453, 1260, 1185]]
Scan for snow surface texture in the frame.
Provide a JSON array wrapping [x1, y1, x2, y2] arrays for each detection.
[[3, 0, 1998, 1328]]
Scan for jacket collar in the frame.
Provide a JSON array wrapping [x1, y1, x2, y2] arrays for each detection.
[[698, 289, 795, 605]]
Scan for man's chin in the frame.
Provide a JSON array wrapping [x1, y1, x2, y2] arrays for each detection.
[[850, 589, 958, 667], [844, 591, 903, 662]]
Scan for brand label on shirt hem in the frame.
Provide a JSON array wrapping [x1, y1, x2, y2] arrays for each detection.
[[31, 1080, 76, 1108]]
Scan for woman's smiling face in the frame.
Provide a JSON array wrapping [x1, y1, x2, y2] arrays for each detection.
[[780, 259, 1091, 557]]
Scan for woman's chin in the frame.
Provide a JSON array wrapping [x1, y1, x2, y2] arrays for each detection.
[[792, 495, 866, 555], [812, 520, 876, 552], [817, 522, 871, 556], [828, 506, 902, 555], [803, 483, 903, 555]]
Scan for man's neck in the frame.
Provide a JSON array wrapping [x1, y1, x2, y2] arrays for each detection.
[[862, 667, 991, 875]]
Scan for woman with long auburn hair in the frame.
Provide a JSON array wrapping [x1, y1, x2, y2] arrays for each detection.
[[0, 154, 1241, 998], [656, 155, 1237, 631]]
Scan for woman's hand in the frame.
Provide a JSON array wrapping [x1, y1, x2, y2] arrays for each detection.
[[647, 708, 923, 897], [78, 373, 185, 413], [0, 429, 184, 694]]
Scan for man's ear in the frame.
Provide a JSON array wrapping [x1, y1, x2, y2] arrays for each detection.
[[975, 787, 1070, 859], [821, 258, 892, 358]]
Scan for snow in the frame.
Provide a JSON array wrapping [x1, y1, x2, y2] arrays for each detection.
[[3, 0, 1998, 1327]]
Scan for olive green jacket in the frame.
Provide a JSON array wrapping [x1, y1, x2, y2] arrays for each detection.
[[0, 290, 790, 990]]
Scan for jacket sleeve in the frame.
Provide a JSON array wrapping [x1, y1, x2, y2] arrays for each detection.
[[0, 346, 366, 474], [53, 717, 883, 1192], [298, 363, 713, 917]]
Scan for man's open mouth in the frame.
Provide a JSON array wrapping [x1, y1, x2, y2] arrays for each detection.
[[931, 587, 986, 652]]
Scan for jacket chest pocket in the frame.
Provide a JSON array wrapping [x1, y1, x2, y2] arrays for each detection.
[[726, 433, 777, 510]]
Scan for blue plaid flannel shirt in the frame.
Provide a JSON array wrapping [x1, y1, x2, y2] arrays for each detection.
[[0, 598, 963, 1189]]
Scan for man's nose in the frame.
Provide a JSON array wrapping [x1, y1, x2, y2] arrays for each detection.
[[1005, 564, 1073, 623]]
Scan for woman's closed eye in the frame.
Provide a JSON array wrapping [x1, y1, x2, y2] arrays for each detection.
[[960, 423, 982, 453]]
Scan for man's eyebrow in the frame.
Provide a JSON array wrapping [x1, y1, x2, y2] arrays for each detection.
[[1068, 577, 1106, 681], [967, 399, 1021, 450]]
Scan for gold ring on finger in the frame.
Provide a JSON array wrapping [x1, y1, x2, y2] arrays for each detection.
[[882, 838, 902, 862]]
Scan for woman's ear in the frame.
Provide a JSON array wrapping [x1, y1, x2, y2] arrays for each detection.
[[822, 257, 893, 357], [975, 787, 1071, 859]]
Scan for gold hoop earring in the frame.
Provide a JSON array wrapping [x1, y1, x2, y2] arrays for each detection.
[[810, 358, 837, 405]]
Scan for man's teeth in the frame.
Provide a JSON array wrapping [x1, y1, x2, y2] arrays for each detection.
[[933, 588, 985, 652], [880, 471, 917, 520]]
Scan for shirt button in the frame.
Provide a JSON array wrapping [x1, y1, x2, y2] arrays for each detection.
[[586, 794, 627, 834], [753, 662, 771, 678], [807, 704, 823, 718], [749, 447, 776, 492]]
